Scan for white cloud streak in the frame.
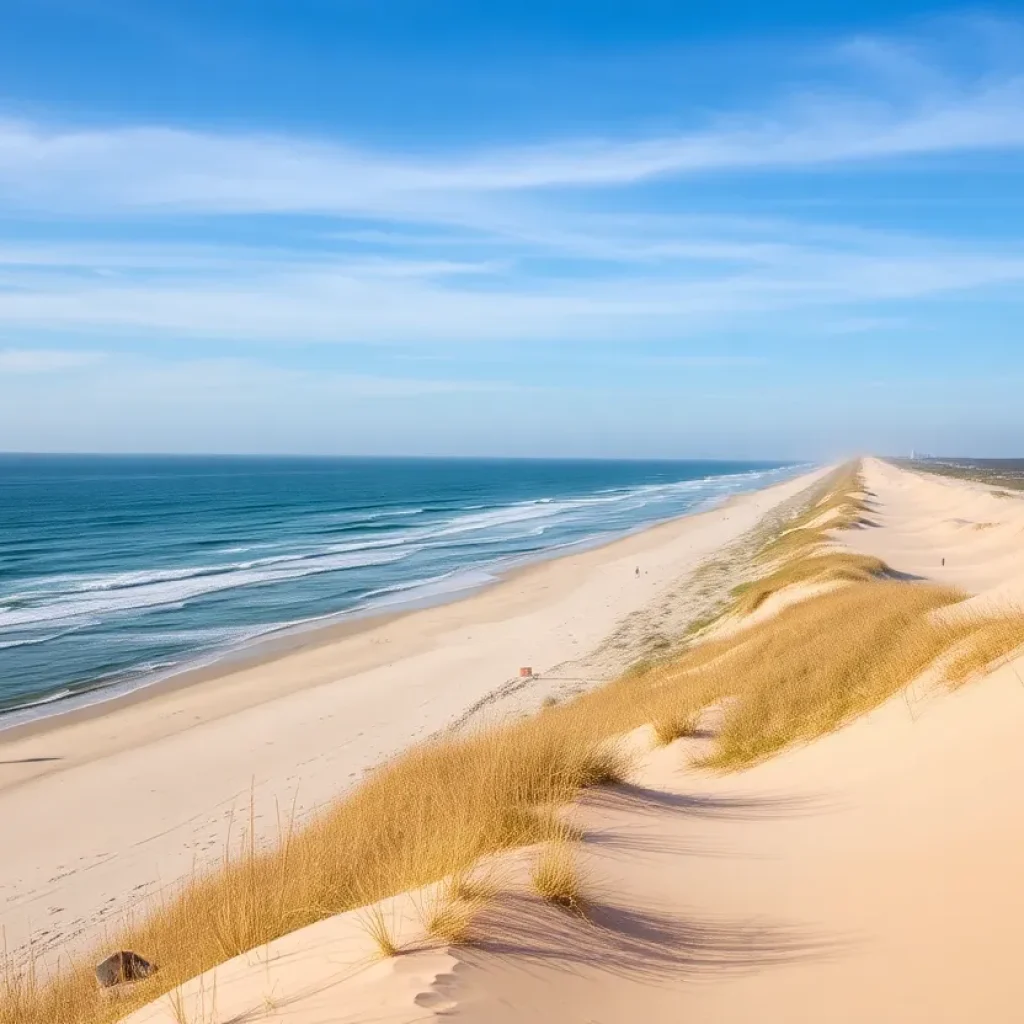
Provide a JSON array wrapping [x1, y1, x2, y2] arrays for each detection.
[[0, 45, 1022, 217], [0, 22, 1021, 348], [0, 348, 106, 373], [0, 239, 1020, 343]]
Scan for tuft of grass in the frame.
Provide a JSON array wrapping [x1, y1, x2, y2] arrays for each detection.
[[0, 950, 38, 1024], [422, 873, 491, 947], [425, 898, 477, 947], [652, 708, 701, 746], [577, 745, 631, 788], [358, 904, 401, 959], [531, 838, 586, 916], [449, 868, 501, 906]]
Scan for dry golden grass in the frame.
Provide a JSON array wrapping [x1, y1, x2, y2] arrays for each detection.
[[1, 716, 630, 1023], [424, 895, 477, 946], [651, 704, 701, 746], [8, 459, 1024, 1023], [167, 974, 218, 1024], [422, 871, 493, 947], [426, 901, 476, 946], [944, 613, 1024, 686], [600, 582, 1024, 771], [753, 463, 870, 566], [701, 581, 964, 766], [358, 904, 401, 959], [530, 837, 586, 916], [729, 551, 888, 616], [449, 870, 500, 905]]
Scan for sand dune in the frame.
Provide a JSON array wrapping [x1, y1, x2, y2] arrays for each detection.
[[107, 458, 1024, 1023], [447, 659, 1024, 1022], [445, 456, 1024, 1022], [848, 457, 1024, 611], [119, 886, 461, 1024]]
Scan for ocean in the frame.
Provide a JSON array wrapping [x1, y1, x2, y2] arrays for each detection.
[[0, 455, 800, 729]]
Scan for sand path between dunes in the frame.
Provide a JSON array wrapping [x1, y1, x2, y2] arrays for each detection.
[[0, 467, 828, 966]]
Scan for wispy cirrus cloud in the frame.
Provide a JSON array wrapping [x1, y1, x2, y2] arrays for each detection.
[[0, 25, 1023, 219], [0, 348, 106, 373], [0, 235, 1020, 344], [0, 19, 1022, 355], [0, 86, 1022, 217]]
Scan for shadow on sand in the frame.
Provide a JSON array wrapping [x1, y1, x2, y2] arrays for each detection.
[[581, 781, 835, 822], [458, 890, 844, 984]]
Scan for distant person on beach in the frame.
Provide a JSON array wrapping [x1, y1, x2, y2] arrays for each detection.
[[635, 566, 640, 578]]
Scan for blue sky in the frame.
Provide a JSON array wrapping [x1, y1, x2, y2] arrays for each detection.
[[1, 1, 1024, 458]]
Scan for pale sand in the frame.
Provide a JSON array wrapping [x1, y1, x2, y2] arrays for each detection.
[[446, 456, 1024, 1023], [0, 466, 826, 964], [125, 457, 1024, 1023]]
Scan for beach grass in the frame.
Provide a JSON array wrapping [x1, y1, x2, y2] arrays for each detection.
[[358, 903, 401, 959], [728, 550, 889, 615], [0, 722, 631, 1023], [531, 836, 587, 916], [651, 705, 701, 746], [423, 878, 484, 946], [7, 460, 1024, 1024]]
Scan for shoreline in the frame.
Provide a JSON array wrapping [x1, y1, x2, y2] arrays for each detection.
[[0, 465, 828, 965], [0, 496, 737, 747], [0, 469, 804, 743]]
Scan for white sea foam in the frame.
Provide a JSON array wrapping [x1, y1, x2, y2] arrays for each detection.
[[5, 687, 74, 711], [358, 567, 498, 611], [2, 465, 800, 634], [362, 507, 425, 519], [0, 625, 84, 650], [0, 548, 416, 629]]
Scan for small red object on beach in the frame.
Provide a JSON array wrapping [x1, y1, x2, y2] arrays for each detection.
[[519, 666, 533, 678]]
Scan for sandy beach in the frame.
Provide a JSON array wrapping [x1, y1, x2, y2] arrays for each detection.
[[111, 456, 1024, 1024], [0, 466, 827, 965]]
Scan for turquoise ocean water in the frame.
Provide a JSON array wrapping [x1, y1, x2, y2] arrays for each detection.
[[0, 455, 801, 729]]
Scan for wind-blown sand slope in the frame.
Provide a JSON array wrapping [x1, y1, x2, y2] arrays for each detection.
[[448, 673, 1024, 1022], [847, 457, 1024, 608], [0, 468, 826, 965], [446, 457, 1024, 1022], [120, 458, 1024, 1023]]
